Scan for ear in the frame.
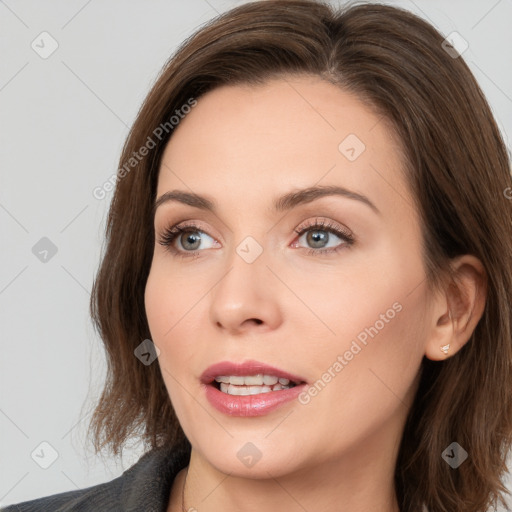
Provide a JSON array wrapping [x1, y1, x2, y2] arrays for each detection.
[[424, 255, 487, 361]]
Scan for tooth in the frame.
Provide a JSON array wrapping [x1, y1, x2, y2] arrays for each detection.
[[227, 384, 240, 395], [228, 384, 251, 395], [215, 376, 230, 383], [263, 375, 278, 385], [229, 376, 245, 385], [244, 374, 264, 385], [219, 382, 292, 395], [278, 378, 290, 385]]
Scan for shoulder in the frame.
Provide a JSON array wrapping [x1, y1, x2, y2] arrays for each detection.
[[1, 442, 190, 512], [0, 477, 122, 512]]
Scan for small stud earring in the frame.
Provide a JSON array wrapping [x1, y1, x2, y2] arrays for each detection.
[[440, 311, 453, 355], [440, 344, 450, 355]]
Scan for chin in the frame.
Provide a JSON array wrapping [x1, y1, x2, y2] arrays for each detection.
[[189, 432, 313, 479]]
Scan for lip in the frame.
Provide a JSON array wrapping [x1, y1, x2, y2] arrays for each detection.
[[201, 360, 307, 385], [201, 360, 307, 417]]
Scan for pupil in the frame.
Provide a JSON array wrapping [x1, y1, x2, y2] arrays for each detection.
[[180, 230, 329, 251], [307, 230, 328, 248], [182, 232, 201, 250]]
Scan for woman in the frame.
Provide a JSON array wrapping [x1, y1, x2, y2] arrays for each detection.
[[4, 1, 511, 511]]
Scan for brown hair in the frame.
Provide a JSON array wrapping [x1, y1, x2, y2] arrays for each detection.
[[87, 1, 512, 510]]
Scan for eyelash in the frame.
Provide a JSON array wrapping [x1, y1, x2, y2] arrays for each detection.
[[157, 218, 355, 259]]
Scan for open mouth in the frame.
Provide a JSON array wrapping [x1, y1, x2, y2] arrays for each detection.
[[202, 362, 308, 416], [212, 374, 301, 396]]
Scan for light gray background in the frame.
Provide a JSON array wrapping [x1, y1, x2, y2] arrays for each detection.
[[1, 0, 511, 507]]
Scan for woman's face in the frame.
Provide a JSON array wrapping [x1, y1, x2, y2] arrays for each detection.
[[145, 76, 433, 478]]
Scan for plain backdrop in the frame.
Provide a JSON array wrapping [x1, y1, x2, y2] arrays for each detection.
[[1, 0, 511, 507]]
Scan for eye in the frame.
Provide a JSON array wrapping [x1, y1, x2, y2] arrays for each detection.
[[292, 218, 354, 255], [157, 222, 217, 258], [157, 217, 354, 259]]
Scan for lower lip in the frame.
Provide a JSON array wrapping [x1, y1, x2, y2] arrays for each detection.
[[204, 382, 307, 417]]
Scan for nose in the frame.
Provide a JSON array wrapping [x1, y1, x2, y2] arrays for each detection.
[[209, 246, 283, 336]]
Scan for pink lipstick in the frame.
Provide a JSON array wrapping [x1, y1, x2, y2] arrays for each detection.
[[201, 360, 307, 417]]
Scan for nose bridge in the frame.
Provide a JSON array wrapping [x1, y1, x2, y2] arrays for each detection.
[[208, 231, 282, 332]]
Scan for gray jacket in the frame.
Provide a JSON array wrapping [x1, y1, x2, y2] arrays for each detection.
[[1, 443, 190, 512]]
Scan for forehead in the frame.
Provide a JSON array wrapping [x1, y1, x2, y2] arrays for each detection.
[[157, 76, 411, 214]]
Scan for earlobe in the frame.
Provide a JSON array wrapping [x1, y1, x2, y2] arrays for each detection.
[[424, 255, 487, 361], [438, 311, 453, 356], [440, 342, 450, 355], [424, 305, 455, 361]]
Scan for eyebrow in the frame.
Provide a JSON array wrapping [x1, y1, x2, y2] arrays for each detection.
[[153, 185, 380, 215]]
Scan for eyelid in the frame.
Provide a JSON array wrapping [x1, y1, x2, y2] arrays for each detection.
[[157, 216, 355, 257], [158, 219, 221, 242], [157, 220, 219, 252], [293, 217, 354, 239]]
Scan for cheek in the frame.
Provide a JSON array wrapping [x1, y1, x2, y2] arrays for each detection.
[[145, 265, 214, 448], [290, 252, 421, 358], [144, 259, 203, 343], [144, 269, 194, 422], [144, 260, 209, 389], [144, 264, 189, 385], [296, 270, 428, 435], [294, 241, 428, 403], [144, 270, 165, 336]]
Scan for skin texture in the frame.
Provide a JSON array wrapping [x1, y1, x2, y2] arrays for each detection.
[[144, 76, 487, 512]]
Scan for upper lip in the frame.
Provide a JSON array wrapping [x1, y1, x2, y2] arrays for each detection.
[[201, 360, 307, 385]]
